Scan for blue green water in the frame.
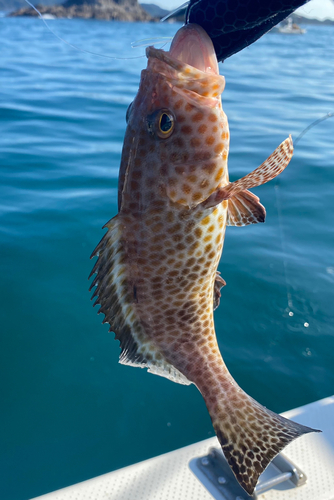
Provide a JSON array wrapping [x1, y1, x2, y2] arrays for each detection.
[[0, 17, 333, 500]]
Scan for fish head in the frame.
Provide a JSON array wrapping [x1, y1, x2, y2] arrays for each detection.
[[124, 23, 229, 209]]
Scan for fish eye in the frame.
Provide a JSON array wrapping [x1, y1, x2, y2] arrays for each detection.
[[126, 101, 133, 123], [158, 112, 174, 136], [147, 109, 175, 139]]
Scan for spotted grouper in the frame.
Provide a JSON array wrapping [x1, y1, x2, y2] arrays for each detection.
[[90, 23, 318, 494]]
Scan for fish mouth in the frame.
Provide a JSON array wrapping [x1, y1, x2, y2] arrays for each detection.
[[146, 24, 225, 100], [168, 24, 219, 75]]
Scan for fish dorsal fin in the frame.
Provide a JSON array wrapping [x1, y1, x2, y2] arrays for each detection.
[[89, 214, 191, 386], [227, 189, 266, 226]]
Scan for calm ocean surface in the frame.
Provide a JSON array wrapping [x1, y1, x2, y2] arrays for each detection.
[[0, 17, 333, 500]]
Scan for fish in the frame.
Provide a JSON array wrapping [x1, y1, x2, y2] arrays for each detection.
[[89, 23, 319, 495]]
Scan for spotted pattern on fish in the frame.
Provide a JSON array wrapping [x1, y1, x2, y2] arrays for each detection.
[[90, 24, 319, 495]]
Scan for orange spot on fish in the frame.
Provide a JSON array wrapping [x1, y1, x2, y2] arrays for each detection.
[[192, 192, 203, 202], [206, 136, 215, 146], [218, 214, 225, 227], [168, 177, 177, 187], [190, 137, 201, 148], [181, 125, 192, 135], [193, 112, 204, 122], [209, 113, 218, 122], [173, 137, 185, 149], [186, 174, 197, 183], [152, 222, 164, 233], [201, 215, 211, 226], [214, 143, 225, 154], [203, 162, 216, 174], [198, 124, 207, 134], [215, 168, 224, 182], [166, 211, 174, 223]]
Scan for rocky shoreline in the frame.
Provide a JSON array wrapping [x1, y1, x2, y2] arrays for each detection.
[[8, 0, 156, 21]]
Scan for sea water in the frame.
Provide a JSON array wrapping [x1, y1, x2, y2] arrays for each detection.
[[0, 17, 333, 500]]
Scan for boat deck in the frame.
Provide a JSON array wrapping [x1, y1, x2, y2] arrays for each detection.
[[33, 395, 334, 500]]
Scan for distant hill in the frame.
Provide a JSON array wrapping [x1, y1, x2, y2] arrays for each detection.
[[291, 12, 334, 24], [8, 0, 155, 20], [140, 3, 168, 18], [0, 0, 63, 11], [3, 0, 186, 20], [0, 0, 167, 14]]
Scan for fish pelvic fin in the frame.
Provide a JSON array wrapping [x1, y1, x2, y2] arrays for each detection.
[[213, 271, 226, 310], [227, 189, 266, 226], [204, 385, 320, 495], [89, 214, 191, 386]]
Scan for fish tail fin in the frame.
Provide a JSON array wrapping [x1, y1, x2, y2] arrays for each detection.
[[204, 383, 319, 494]]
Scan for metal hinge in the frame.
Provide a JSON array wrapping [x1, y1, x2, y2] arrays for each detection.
[[189, 447, 307, 500]]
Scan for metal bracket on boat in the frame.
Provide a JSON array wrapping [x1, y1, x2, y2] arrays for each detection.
[[189, 447, 307, 500]]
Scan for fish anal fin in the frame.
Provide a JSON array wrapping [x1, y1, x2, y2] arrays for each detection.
[[227, 189, 266, 226], [89, 214, 191, 387], [205, 383, 320, 495]]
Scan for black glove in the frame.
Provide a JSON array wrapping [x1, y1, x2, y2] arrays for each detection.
[[185, 0, 311, 61]]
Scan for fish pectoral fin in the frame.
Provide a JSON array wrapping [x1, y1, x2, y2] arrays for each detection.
[[227, 189, 266, 226], [202, 135, 293, 209], [213, 271, 226, 310]]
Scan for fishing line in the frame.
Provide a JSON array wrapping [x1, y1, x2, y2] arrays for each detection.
[[294, 112, 333, 147], [274, 180, 294, 316], [160, 1, 189, 22], [23, 0, 161, 60], [276, 111, 333, 316], [131, 37, 172, 48]]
